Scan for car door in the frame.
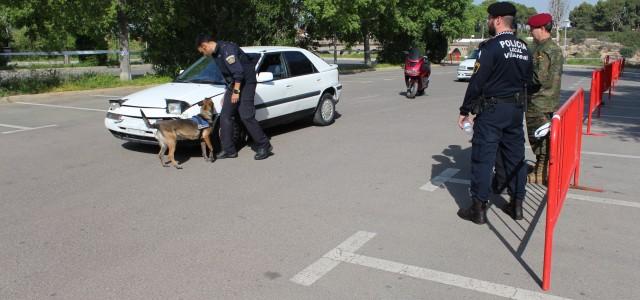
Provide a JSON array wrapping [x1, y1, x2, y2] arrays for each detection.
[[281, 51, 322, 113], [254, 52, 293, 121]]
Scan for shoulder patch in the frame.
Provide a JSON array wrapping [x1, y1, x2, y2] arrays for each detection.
[[473, 61, 480, 74], [225, 55, 236, 65]]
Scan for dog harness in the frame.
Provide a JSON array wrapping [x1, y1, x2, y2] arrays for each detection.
[[190, 115, 210, 129]]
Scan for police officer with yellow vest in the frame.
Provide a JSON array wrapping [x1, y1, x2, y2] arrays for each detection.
[[457, 2, 532, 224]]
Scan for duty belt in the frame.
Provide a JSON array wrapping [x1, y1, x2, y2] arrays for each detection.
[[485, 93, 526, 105], [486, 94, 523, 104]]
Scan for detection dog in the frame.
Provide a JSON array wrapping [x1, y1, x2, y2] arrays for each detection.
[[140, 98, 216, 169]]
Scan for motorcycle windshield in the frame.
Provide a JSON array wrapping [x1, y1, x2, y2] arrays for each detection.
[[408, 48, 421, 60]]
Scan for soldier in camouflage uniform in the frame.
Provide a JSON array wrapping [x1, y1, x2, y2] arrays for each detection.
[[526, 13, 563, 184]]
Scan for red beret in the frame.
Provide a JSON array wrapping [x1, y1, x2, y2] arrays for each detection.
[[528, 13, 553, 27]]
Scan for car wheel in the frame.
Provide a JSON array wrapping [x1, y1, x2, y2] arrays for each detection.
[[313, 92, 336, 126]]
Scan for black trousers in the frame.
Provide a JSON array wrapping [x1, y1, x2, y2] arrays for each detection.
[[470, 103, 527, 202], [220, 82, 269, 154]]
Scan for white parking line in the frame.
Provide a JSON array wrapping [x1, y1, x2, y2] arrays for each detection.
[[581, 151, 640, 159], [524, 146, 640, 160], [426, 168, 640, 209], [564, 193, 640, 208], [0, 123, 31, 130], [291, 231, 569, 300], [599, 114, 640, 120], [14, 101, 106, 112], [420, 168, 460, 191], [90, 95, 122, 98], [2, 124, 57, 134], [290, 231, 376, 286]]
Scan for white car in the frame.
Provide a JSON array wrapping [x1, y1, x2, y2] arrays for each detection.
[[105, 46, 342, 145], [457, 49, 479, 81]]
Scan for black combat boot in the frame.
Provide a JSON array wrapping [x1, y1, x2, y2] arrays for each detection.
[[457, 198, 488, 225], [503, 198, 523, 220]]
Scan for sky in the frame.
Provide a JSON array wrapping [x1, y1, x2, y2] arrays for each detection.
[[473, 0, 598, 14]]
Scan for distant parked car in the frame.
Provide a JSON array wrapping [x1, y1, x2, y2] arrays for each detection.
[[457, 49, 479, 81], [105, 46, 342, 145]]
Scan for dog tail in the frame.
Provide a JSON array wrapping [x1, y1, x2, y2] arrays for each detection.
[[140, 109, 158, 129]]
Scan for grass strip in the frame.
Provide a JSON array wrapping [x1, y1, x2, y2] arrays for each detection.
[[1, 72, 171, 97]]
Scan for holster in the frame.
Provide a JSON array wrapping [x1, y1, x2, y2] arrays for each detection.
[[471, 97, 485, 115]]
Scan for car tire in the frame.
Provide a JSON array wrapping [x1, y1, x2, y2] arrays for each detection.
[[313, 92, 336, 126]]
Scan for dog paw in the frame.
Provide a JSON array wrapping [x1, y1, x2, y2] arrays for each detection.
[[175, 165, 183, 169]]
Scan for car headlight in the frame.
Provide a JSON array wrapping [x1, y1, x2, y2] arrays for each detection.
[[106, 112, 124, 123], [166, 99, 188, 115], [109, 99, 125, 110]]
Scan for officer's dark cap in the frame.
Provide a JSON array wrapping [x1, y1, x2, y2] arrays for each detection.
[[195, 33, 215, 48], [487, 2, 517, 17]]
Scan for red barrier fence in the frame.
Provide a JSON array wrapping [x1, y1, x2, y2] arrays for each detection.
[[585, 58, 625, 136], [586, 69, 603, 135], [543, 57, 625, 290], [543, 88, 585, 291]]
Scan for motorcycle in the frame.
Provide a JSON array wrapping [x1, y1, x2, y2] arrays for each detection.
[[404, 48, 431, 99]]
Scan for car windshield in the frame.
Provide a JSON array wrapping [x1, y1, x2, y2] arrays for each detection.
[[467, 49, 480, 60], [174, 56, 227, 85]]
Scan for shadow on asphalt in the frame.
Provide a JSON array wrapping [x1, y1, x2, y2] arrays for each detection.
[[431, 144, 547, 287], [431, 144, 471, 209], [562, 83, 640, 143], [487, 184, 547, 287], [261, 111, 343, 138], [122, 142, 197, 166]]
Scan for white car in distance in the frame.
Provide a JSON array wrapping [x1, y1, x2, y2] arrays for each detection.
[[105, 46, 342, 146], [457, 49, 479, 81]]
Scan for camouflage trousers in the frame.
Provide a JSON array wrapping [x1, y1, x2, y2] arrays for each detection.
[[526, 109, 553, 184]]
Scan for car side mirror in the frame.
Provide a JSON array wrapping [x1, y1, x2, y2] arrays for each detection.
[[178, 69, 185, 75], [257, 72, 274, 83]]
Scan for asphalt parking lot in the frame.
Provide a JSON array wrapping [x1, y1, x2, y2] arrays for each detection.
[[1, 65, 639, 299]]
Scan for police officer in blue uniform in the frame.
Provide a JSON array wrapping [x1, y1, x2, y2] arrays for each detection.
[[457, 2, 532, 224], [196, 34, 273, 160]]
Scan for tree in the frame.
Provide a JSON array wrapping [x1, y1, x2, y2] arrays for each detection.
[[3, 0, 129, 78], [303, 0, 387, 66], [513, 3, 537, 33], [131, 0, 298, 75], [374, 0, 470, 64], [569, 2, 594, 30], [549, 0, 569, 40], [0, 4, 11, 67]]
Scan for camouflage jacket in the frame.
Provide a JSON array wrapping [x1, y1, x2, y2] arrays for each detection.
[[529, 38, 563, 113]]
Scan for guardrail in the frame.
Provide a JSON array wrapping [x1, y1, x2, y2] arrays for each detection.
[[0, 50, 140, 65]]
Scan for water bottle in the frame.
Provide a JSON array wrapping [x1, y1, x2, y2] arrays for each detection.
[[462, 121, 473, 136]]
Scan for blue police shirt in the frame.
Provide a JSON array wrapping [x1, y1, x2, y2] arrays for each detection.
[[212, 41, 257, 85], [459, 31, 532, 116]]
